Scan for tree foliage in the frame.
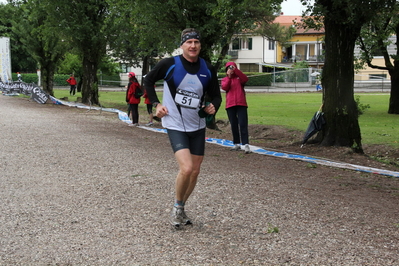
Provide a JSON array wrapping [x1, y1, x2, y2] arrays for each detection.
[[43, 0, 110, 105], [107, 0, 282, 75], [356, 0, 399, 114], [256, 20, 296, 48], [3, 0, 284, 104], [105, 0, 171, 78], [12, 0, 67, 96], [0, 2, 37, 73]]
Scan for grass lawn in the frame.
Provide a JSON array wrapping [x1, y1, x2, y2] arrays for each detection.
[[53, 89, 398, 147]]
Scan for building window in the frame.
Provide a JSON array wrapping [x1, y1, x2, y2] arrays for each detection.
[[240, 63, 258, 72], [120, 63, 129, 73], [295, 44, 308, 61], [369, 74, 387, 80], [371, 49, 384, 57], [232, 38, 240, 50], [268, 40, 275, 50], [232, 38, 252, 50]]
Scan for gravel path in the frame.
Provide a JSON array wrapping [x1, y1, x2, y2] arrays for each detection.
[[1, 95, 398, 265]]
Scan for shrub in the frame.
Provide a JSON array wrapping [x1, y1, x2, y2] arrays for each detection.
[[355, 95, 370, 116], [11, 73, 38, 84], [54, 74, 70, 86]]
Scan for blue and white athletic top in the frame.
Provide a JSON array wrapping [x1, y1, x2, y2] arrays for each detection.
[[143, 55, 222, 132]]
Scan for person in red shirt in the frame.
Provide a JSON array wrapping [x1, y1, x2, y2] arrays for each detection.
[[143, 90, 154, 126], [126, 72, 141, 126], [66, 74, 77, 96], [221, 62, 250, 154]]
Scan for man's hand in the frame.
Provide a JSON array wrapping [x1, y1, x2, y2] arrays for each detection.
[[155, 104, 168, 118], [204, 103, 216, 115]]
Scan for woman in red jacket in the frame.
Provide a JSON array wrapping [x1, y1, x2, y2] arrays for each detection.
[[126, 72, 141, 126], [221, 62, 250, 154]]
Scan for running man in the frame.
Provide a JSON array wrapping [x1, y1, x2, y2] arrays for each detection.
[[144, 28, 222, 228]]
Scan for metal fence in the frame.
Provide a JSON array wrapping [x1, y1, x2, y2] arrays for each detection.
[[265, 68, 391, 92]]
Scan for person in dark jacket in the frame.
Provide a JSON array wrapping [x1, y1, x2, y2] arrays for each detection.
[[221, 62, 250, 154]]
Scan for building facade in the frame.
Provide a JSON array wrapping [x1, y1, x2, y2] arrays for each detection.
[[229, 15, 393, 83], [120, 16, 394, 85]]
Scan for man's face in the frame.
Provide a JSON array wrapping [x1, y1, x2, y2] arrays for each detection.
[[181, 39, 201, 62]]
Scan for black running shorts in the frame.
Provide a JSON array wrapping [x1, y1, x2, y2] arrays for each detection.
[[167, 128, 206, 156]]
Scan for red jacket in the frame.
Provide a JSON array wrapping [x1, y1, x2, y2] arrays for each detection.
[[143, 91, 151, 105], [127, 82, 141, 104], [66, 76, 77, 85], [221, 62, 249, 109]]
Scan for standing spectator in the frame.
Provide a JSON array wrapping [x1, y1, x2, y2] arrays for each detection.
[[66, 74, 77, 96], [144, 28, 222, 228], [125, 72, 133, 119], [143, 90, 154, 126], [315, 74, 322, 91], [221, 62, 250, 154], [17, 72, 22, 82], [126, 72, 141, 126]]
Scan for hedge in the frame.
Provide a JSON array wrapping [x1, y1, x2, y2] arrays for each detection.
[[10, 73, 121, 86], [11, 73, 40, 84]]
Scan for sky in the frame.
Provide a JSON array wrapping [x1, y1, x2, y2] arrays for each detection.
[[280, 0, 311, 15]]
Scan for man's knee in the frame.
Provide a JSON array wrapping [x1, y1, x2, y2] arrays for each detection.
[[179, 165, 194, 177]]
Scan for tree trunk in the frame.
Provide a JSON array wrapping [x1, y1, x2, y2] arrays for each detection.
[[40, 64, 55, 97], [81, 56, 99, 105], [388, 65, 399, 114], [77, 75, 83, 93], [320, 18, 363, 152], [141, 55, 150, 86]]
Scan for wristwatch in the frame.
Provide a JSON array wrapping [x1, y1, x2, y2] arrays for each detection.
[[153, 102, 160, 108]]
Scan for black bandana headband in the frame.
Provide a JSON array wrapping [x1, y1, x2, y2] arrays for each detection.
[[181, 32, 201, 45]]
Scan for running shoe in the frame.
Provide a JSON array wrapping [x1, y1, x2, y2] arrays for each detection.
[[170, 206, 184, 227], [180, 208, 192, 225], [145, 122, 153, 126], [230, 144, 241, 151], [244, 144, 251, 154]]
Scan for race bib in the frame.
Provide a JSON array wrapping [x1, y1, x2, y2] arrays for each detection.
[[174, 88, 200, 109]]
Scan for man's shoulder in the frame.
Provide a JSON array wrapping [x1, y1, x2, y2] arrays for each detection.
[[151, 57, 175, 73], [159, 56, 175, 65]]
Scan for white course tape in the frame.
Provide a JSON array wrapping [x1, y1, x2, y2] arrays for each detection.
[[50, 96, 399, 178], [205, 138, 399, 178]]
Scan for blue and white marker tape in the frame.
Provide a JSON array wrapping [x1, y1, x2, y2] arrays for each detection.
[[206, 138, 399, 178], [50, 96, 399, 178]]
